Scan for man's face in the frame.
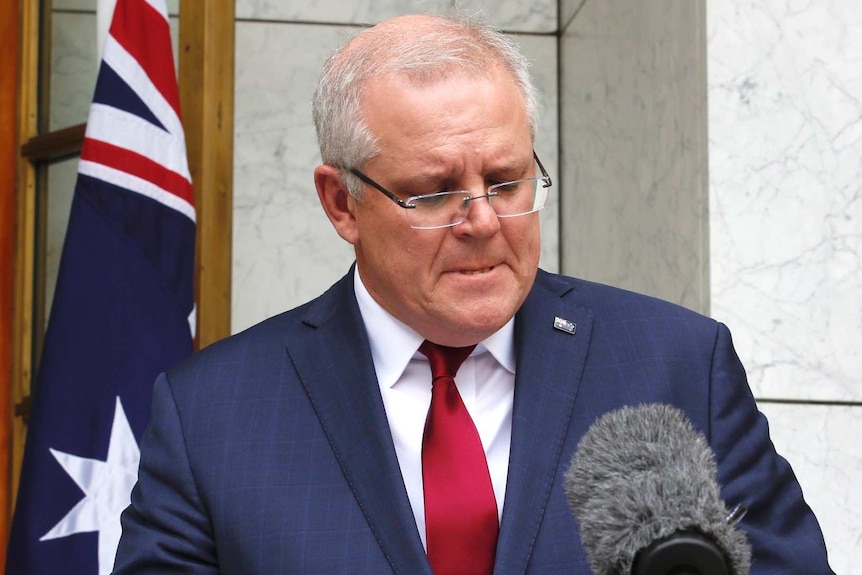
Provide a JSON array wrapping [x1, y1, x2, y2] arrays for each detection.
[[336, 68, 541, 347]]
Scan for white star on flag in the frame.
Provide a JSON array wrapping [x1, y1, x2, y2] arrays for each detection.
[[40, 396, 141, 575]]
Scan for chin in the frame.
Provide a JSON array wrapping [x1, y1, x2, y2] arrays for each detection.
[[450, 311, 515, 341]]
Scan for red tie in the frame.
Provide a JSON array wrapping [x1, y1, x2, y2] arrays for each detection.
[[419, 340, 499, 575]]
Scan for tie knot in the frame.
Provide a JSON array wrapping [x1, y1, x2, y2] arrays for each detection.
[[419, 340, 476, 381]]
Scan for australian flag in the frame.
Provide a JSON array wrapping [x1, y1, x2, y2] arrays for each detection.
[[6, 1, 195, 574]]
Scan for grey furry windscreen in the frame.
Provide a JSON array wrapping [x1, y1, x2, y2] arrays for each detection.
[[564, 403, 751, 575]]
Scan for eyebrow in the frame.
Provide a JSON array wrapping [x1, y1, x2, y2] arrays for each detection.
[[369, 153, 536, 192]]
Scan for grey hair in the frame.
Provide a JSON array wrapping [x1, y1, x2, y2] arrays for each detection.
[[312, 13, 539, 198]]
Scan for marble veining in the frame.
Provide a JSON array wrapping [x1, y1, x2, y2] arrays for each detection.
[[236, 0, 555, 33], [708, 0, 862, 402], [560, 0, 588, 30], [51, 12, 99, 130], [559, 0, 709, 315], [757, 402, 861, 574]]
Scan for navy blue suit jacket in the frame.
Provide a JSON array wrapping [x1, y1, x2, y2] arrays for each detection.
[[113, 269, 833, 574]]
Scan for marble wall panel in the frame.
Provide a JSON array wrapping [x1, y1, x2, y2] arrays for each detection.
[[54, 0, 96, 8], [236, 0, 555, 33], [232, 21, 559, 333], [518, 34, 560, 278], [708, 1, 862, 402], [560, 0, 586, 30], [50, 12, 98, 130], [560, 0, 709, 315], [757, 402, 860, 574], [232, 23, 355, 334]]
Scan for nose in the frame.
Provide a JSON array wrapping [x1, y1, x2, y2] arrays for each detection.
[[453, 192, 500, 238]]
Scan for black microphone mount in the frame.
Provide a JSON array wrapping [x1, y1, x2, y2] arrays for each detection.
[[633, 530, 728, 575], [632, 502, 748, 575]]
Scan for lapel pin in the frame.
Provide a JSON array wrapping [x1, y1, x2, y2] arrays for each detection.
[[554, 317, 577, 335]]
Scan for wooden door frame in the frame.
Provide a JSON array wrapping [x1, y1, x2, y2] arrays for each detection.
[[180, 0, 235, 350], [1, 0, 25, 565]]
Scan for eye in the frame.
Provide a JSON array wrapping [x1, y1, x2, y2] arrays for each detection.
[[409, 192, 455, 208], [492, 180, 523, 194]]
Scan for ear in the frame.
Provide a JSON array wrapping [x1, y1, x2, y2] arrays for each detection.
[[315, 165, 360, 245]]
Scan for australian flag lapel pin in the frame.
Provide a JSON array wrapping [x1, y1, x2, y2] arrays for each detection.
[[553, 316, 577, 335]]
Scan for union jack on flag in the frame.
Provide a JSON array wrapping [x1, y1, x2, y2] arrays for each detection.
[[6, 1, 196, 574]]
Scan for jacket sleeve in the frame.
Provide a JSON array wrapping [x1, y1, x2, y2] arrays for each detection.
[[708, 323, 833, 574], [113, 372, 218, 574]]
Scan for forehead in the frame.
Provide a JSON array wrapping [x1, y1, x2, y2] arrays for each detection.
[[360, 67, 532, 168]]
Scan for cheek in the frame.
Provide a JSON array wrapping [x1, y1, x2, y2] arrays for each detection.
[[366, 229, 435, 288], [507, 220, 542, 269]]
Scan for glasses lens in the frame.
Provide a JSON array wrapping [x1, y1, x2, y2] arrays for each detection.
[[491, 177, 548, 218], [407, 192, 471, 230], [405, 163, 551, 229]]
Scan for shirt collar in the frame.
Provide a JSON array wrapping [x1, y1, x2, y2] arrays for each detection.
[[353, 266, 516, 389]]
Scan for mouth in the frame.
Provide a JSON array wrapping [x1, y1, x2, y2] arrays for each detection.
[[459, 266, 495, 275]]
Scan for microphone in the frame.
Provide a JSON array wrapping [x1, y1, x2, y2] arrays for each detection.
[[564, 404, 751, 575]]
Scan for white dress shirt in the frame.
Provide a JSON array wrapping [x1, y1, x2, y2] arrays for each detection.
[[353, 268, 516, 548]]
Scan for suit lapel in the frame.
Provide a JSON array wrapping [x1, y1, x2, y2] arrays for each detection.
[[494, 271, 594, 574], [284, 271, 431, 575]]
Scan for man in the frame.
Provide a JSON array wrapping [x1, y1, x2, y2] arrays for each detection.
[[113, 14, 833, 574]]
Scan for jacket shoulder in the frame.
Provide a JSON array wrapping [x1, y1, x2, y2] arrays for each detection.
[[168, 269, 355, 382], [535, 270, 719, 331]]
